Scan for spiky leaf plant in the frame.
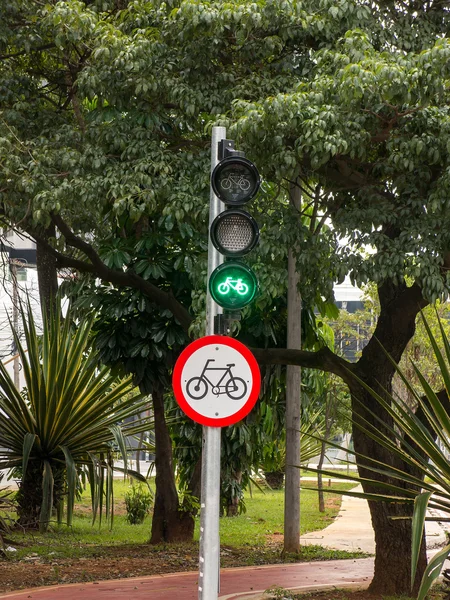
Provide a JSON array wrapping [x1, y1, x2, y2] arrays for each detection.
[[262, 409, 325, 477], [0, 301, 151, 532], [0, 474, 15, 555], [313, 313, 450, 600]]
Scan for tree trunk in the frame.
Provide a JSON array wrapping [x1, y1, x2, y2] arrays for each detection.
[[16, 462, 65, 530], [35, 224, 59, 316], [225, 470, 242, 517], [149, 387, 194, 544], [350, 280, 428, 594], [317, 440, 326, 513], [284, 181, 302, 553], [351, 384, 427, 595]]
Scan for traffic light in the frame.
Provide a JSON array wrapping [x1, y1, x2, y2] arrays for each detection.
[[209, 142, 260, 311]]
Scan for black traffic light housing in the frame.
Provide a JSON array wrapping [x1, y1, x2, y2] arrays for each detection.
[[209, 140, 260, 312]]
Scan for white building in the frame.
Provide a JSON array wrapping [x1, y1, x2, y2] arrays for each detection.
[[0, 231, 40, 389]]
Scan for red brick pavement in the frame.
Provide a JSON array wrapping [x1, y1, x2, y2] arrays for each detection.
[[0, 558, 374, 600]]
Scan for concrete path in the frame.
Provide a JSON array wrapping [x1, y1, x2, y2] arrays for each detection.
[[302, 487, 374, 554], [301, 484, 450, 555]]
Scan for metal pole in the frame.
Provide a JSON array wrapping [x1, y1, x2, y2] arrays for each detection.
[[10, 262, 20, 390], [198, 126, 226, 600]]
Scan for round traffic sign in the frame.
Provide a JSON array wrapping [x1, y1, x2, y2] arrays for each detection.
[[172, 335, 261, 427]]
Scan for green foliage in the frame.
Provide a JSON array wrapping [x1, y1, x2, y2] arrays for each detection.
[[261, 409, 325, 475], [2, 0, 450, 311], [124, 484, 153, 525], [0, 300, 150, 532]]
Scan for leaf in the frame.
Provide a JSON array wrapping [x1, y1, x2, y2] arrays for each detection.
[[60, 446, 77, 526], [22, 434, 37, 479], [411, 491, 432, 588], [39, 461, 54, 533], [417, 543, 450, 600]]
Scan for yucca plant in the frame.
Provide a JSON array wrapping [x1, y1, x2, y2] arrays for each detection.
[[262, 409, 325, 488], [313, 313, 450, 600], [0, 301, 151, 533], [0, 474, 15, 555]]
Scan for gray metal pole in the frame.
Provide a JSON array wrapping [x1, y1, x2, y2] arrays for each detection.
[[198, 126, 226, 600], [10, 261, 20, 390]]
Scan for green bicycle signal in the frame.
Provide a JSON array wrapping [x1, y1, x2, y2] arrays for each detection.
[[209, 262, 258, 310]]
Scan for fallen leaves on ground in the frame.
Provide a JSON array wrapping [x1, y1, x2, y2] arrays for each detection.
[[0, 541, 346, 593]]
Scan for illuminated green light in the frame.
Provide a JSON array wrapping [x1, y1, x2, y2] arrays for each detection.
[[209, 262, 258, 310]]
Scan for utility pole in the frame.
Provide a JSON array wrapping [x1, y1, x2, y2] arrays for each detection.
[[197, 126, 261, 599], [198, 126, 226, 600], [284, 181, 302, 553]]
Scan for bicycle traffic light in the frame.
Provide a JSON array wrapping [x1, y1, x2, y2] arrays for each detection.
[[209, 142, 260, 311]]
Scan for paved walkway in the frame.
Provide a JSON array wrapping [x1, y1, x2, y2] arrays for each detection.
[[301, 484, 450, 556], [0, 484, 448, 600]]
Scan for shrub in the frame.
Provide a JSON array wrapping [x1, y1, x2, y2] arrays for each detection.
[[124, 484, 153, 524]]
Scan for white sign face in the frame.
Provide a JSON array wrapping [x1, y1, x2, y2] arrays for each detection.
[[180, 342, 253, 420]]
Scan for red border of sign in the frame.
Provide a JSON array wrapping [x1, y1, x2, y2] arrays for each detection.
[[172, 335, 261, 428]]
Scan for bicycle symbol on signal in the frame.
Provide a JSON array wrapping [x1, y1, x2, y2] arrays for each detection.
[[217, 277, 249, 296], [220, 174, 251, 192], [186, 359, 248, 400]]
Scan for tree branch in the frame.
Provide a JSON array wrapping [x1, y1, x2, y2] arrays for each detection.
[[0, 43, 55, 61], [251, 345, 354, 383], [33, 215, 195, 332]]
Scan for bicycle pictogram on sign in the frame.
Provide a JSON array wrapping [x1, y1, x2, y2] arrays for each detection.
[[186, 359, 247, 401]]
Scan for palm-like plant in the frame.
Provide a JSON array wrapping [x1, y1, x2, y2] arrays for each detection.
[[0, 301, 151, 532], [316, 314, 450, 600], [262, 409, 325, 488], [0, 474, 15, 555]]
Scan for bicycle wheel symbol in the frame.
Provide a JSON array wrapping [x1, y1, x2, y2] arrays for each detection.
[[226, 377, 247, 400], [186, 377, 208, 400], [185, 375, 247, 401]]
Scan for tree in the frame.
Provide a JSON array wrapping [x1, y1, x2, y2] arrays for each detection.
[[327, 313, 450, 600], [2, 0, 450, 592], [231, 23, 450, 594], [70, 278, 195, 543]]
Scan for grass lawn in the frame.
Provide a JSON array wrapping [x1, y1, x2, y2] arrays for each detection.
[[2, 479, 359, 561], [217, 480, 351, 547]]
